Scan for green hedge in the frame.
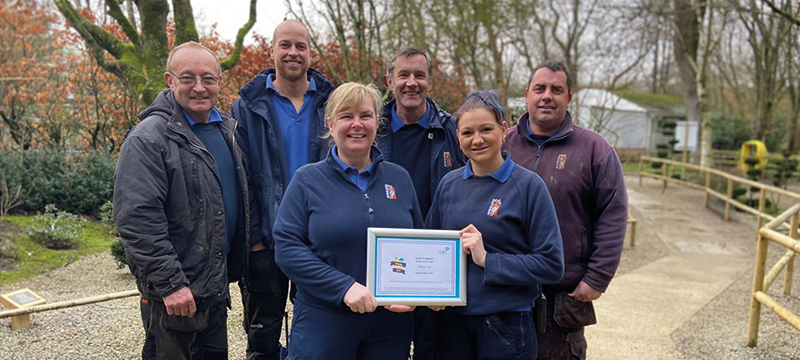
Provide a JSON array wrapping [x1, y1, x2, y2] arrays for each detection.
[[0, 150, 116, 217]]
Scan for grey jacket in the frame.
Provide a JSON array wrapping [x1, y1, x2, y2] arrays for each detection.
[[113, 89, 249, 305]]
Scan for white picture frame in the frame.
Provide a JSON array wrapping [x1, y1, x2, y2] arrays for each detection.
[[366, 227, 467, 306]]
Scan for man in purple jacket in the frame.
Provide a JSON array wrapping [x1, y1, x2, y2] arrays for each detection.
[[504, 61, 628, 359]]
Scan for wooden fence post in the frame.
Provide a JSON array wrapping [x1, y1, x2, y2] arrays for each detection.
[[757, 188, 767, 229], [725, 178, 733, 221], [785, 213, 798, 296], [638, 157, 644, 187], [662, 162, 668, 193], [704, 171, 711, 208], [747, 231, 769, 347]]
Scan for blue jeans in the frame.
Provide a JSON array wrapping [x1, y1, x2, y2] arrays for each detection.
[[436, 310, 537, 360], [287, 300, 412, 360]]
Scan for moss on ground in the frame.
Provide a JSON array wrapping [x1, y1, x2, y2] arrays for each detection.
[[0, 216, 116, 285]]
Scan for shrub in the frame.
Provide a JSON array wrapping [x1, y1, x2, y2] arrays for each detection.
[[100, 201, 127, 268], [27, 204, 84, 250], [0, 150, 116, 217]]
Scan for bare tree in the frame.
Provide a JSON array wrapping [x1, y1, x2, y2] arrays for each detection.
[[671, 0, 728, 167], [55, 0, 258, 107], [731, 0, 794, 141]]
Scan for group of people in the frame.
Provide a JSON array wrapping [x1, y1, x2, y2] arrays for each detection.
[[113, 18, 628, 360]]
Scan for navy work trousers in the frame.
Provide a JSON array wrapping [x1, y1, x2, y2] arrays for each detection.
[[435, 310, 536, 360], [240, 248, 290, 360], [287, 300, 412, 360], [148, 299, 228, 360]]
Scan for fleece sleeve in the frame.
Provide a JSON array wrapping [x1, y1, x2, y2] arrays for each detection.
[[583, 150, 628, 292]]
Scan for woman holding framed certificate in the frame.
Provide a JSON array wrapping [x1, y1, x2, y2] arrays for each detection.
[[425, 90, 565, 360], [273, 82, 423, 360]]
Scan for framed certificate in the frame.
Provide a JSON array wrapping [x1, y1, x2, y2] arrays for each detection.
[[366, 227, 466, 306]]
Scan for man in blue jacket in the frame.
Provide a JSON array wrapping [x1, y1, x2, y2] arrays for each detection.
[[231, 19, 334, 360], [378, 47, 465, 360]]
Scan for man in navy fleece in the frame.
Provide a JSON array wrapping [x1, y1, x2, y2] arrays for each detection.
[[378, 47, 465, 360]]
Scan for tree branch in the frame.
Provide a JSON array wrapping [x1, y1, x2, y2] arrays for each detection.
[[760, 0, 800, 26], [220, 0, 258, 70], [171, 0, 199, 44], [105, 0, 141, 48], [55, 0, 126, 59]]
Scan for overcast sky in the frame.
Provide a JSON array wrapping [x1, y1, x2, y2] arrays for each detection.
[[190, 0, 289, 42]]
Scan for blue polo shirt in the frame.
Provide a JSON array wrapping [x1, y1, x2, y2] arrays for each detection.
[[182, 108, 237, 253], [461, 156, 516, 183], [266, 74, 317, 182], [331, 145, 374, 193]]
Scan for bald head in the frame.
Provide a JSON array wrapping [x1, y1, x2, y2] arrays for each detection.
[[272, 19, 310, 46], [167, 41, 221, 75]]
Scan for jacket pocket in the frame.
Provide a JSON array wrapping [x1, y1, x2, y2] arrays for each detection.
[[553, 291, 597, 329], [179, 152, 205, 208]]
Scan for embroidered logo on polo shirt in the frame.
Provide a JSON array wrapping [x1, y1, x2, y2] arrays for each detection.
[[444, 152, 452, 168], [556, 154, 567, 170], [385, 184, 397, 200], [487, 199, 502, 217]]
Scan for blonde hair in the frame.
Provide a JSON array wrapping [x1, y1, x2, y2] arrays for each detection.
[[167, 41, 221, 75], [323, 82, 384, 143]]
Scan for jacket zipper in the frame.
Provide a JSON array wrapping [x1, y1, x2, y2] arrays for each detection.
[[485, 318, 511, 346]]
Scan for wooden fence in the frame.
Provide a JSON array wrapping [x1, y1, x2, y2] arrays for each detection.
[[638, 156, 800, 347]]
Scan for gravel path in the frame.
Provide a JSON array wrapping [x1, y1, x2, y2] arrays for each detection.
[[1, 175, 800, 359], [0, 252, 273, 359]]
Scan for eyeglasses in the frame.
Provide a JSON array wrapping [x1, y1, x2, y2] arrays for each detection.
[[168, 72, 220, 87]]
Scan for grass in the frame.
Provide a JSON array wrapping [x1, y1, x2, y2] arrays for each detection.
[[0, 216, 117, 285], [622, 161, 641, 175]]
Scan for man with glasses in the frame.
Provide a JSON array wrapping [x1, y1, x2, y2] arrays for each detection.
[[114, 41, 249, 360], [231, 19, 334, 360]]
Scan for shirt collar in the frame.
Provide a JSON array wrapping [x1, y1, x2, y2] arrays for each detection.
[[331, 145, 374, 174], [182, 108, 222, 127], [391, 100, 431, 132], [265, 73, 317, 95], [461, 156, 515, 183]]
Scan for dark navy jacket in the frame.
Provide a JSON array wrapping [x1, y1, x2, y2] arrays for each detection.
[[273, 147, 424, 312], [231, 68, 334, 250], [114, 89, 249, 304], [426, 158, 564, 315], [378, 98, 465, 203]]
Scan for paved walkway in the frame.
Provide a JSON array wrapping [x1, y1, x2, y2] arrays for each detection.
[[585, 179, 754, 359]]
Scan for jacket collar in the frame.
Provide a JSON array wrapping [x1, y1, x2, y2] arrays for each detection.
[[325, 145, 384, 177], [515, 110, 574, 143], [380, 97, 451, 134], [237, 67, 335, 112]]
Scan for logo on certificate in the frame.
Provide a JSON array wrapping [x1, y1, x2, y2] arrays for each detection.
[[390, 257, 407, 274], [556, 154, 567, 170], [444, 152, 452, 168], [487, 199, 502, 217]]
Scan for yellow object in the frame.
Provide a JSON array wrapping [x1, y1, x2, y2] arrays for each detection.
[[739, 140, 768, 171]]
